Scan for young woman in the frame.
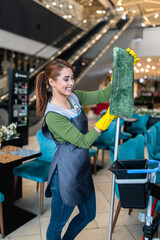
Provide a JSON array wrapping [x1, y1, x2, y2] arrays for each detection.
[[35, 59, 116, 240]]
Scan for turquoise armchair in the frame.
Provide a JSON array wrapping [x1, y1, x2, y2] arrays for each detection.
[[110, 134, 145, 232], [126, 113, 150, 135], [92, 118, 131, 166], [145, 123, 160, 161], [119, 118, 132, 141], [0, 192, 5, 238], [13, 130, 57, 215], [92, 119, 116, 167]]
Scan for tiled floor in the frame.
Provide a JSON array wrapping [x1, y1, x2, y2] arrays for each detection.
[[1, 120, 158, 240]]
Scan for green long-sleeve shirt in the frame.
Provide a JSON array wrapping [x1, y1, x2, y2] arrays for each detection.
[[46, 82, 112, 149]]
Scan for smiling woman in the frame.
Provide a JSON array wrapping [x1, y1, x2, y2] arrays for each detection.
[[35, 58, 117, 240]]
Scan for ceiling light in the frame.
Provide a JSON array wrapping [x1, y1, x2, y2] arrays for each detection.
[[141, 68, 144, 72], [146, 65, 150, 68], [52, 2, 56, 6], [136, 69, 139, 73], [103, 10, 106, 14], [46, 4, 50, 8], [116, 7, 124, 11], [139, 78, 144, 83], [96, 10, 103, 14], [63, 15, 67, 19], [83, 19, 87, 23], [59, 4, 63, 8], [109, 69, 112, 74], [154, 13, 159, 19], [133, 10, 136, 14], [147, 58, 151, 62], [145, 69, 149, 72], [89, 2, 92, 6], [117, 1, 122, 6], [152, 66, 156, 70], [134, 67, 137, 70], [141, 22, 146, 28], [121, 14, 126, 20], [68, 5, 73, 8], [144, 75, 147, 79], [153, 24, 156, 27], [137, 63, 141, 67], [68, 15, 72, 19]]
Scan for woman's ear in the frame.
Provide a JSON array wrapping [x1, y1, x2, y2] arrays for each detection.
[[49, 78, 55, 87]]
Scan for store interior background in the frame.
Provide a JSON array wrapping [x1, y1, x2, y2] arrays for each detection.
[[0, 0, 160, 132], [0, 1, 160, 240]]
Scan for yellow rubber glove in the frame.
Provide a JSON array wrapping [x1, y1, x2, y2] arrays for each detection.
[[95, 107, 117, 131], [126, 48, 140, 65]]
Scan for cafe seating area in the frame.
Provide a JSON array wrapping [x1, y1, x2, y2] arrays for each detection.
[[0, 113, 160, 239], [12, 130, 57, 215]]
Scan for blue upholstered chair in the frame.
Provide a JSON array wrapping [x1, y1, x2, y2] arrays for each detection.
[[110, 134, 145, 232], [92, 118, 131, 167], [126, 113, 150, 135], [92, 119, 116, 167], [89, 147, 98, 175], [145, 122, 160, 162], [0, 192, 5, 239], [13, 130, 57, 215], [119, 118, 132, 141], [145, 122, 160, 220]]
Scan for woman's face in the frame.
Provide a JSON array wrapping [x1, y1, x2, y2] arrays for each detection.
[[50, 67, 74, 97]]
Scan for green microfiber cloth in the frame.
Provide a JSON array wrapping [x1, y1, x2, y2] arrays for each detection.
[[110, 47, 134, 118]]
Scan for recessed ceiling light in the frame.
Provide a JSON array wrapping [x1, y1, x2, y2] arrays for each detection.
[[139, 78, 144, 83], [89, 2, 92, 6], [121, 14, 126, 20], [52, 2, 56, 6], [117, 1, 122, 6], [46, 4, 50, 8], [145, 69, 149, 72], [133, 10, 136, 14], [146, 65, 150, 68], [69, 5, 73, 8], [136, 69, 139, 73], [141, 68, 144, 72], [144, 75, 147, 79], [83, 19, 87, 23], [96, 10, 102, 14], [59, 4, 63, 8], [134, 67, 137, 70], [116, 7, 124, 11], [141, 23, 146, 28], [152, 66, 156, 70], [154, 13, 159, 18], [63, 15, 67, 19], [137, 63, 141, 67], [147, 58, 151, 62]]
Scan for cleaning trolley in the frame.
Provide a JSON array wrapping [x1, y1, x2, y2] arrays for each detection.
[[108, 118, 160, 240]]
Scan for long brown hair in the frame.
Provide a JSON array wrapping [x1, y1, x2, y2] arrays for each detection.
[[35, 59, 73, 116]]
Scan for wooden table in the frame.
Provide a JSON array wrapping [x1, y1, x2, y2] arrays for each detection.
[[0, 145, 41, 236]]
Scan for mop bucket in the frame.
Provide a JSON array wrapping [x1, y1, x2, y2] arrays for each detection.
[[109, 159, 148, 209]]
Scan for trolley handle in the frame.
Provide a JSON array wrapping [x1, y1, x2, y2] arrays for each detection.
[[127, 169, 160, 174], [127, 159, 160, 174]]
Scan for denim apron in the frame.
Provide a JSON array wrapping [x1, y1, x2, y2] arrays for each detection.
[[42, 92, 94, 206]]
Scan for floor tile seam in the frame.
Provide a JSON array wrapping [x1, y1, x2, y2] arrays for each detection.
[[94, 184, 111, 205], [126, 224, 144, 240]]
